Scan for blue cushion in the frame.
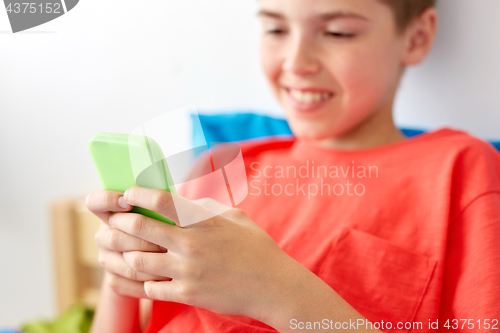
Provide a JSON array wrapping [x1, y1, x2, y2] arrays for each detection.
[[193, 112, 500, 153], [193, 113, 293, 148]]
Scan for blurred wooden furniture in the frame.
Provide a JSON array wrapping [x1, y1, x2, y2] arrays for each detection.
[[51, 198, 103, 313]]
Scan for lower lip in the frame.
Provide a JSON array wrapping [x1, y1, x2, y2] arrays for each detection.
[[283, 88, 334, 113]]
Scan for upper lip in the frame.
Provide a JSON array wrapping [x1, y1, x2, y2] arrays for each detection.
[[283, 86, 334, 94]]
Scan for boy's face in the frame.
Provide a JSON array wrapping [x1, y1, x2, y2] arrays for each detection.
[[258, 0, 408, 142]]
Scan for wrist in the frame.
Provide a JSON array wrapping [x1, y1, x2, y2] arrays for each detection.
[[256, 257, 347, 333], [253, 254, 316, 330]]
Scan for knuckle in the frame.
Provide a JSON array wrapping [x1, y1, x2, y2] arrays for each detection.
[[130, 215, 149, 236], [177, 284, 196, 304], [125, 264, 138, 280], [144, 281, 158, 299], [179, 263, 201, 280], [128, 253, 144, 272], [230, 208, 247, 218], [202, 216, 219, 229], [138, 239, 152, 251], [95, 223, 110, 246], [103, 192, 115, 210], [107, 275, 121, 293], [108, 229, 121, 250], [177, 262, 190, 277], [195, 197, 214, 206], [179, 237, 199, 256], [94, 231, 102, 246], [85, 193, 94, 210], [97, 253, 106, 268], [86, 191, 120, 213], [152, 191, 173, 212], [199, 197, 213, 203]]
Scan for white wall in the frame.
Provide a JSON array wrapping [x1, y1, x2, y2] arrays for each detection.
[[0, 0, 499, 328], [395, 0, 500, 139]]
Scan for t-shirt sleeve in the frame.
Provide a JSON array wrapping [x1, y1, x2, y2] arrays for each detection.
[[439, 191, 500, 330]]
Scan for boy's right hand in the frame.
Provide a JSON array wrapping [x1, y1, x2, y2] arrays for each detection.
[[86, 190, 170, 299]]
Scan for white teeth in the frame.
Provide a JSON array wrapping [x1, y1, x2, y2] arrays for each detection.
[[304, 93, 313, 103], [289, 89, 333, 104]]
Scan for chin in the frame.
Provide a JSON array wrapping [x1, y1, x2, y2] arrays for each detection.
[[281, 103, 349, 141], [288, 119, 340, 142]]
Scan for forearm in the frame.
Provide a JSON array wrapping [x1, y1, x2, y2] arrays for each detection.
[[260, 258, 383, 333], [90, 278, 142, 333]]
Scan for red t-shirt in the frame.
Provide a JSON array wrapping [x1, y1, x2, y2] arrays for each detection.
[[144, 128, 500, 332]]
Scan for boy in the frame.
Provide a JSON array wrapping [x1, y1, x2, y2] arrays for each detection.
[[86, 0, 500, 332]]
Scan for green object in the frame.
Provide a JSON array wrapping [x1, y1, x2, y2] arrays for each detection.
[[20, 304, 94, 333], [88, 132, 177, 225]]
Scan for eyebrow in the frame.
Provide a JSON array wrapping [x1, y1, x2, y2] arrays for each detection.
[[257, 9, 369, 22]]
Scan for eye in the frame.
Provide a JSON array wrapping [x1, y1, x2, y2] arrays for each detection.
[[325, 32, 356, 39], [266, 28, 287, 35]]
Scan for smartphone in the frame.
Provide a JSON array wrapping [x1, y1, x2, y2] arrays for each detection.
[[88, 132, 177, 225]]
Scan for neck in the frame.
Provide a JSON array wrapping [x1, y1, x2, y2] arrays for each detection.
[[314, 105, 406, 150]]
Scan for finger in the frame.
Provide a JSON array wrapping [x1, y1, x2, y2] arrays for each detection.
[[110, 212, 182, 250], [98, 248, 169, 282], [123, 251, 180, 279], [124, 186, 223, 227], [144, 280, 182, 303], [124, 187, 179, 223], [95, 225, 167, 253], [86, 190, 133, 223], [105, 272, 149, 299]]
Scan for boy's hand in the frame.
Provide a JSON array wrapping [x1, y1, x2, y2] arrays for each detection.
[[109, 186, 305, 323], [85, 190, 171, 299]]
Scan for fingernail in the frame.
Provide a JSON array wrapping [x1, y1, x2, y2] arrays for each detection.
[[118, 196, 130, 209], [159, 246, 168, 253]]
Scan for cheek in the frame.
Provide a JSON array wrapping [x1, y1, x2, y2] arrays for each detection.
[[260, 42, 281, 88], [337, 46, 398, 112]]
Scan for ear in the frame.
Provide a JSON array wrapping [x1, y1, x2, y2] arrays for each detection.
[[402, 7, 438, 66]]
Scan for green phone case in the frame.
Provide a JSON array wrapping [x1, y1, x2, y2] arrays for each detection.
[[88, 132, 177, 225]]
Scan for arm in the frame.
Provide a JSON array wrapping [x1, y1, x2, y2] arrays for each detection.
[[439, 192, 500, 329], [90, 275, 142, 333]]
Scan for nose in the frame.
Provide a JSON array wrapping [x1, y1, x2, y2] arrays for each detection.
[[282, 33, 321, 77]]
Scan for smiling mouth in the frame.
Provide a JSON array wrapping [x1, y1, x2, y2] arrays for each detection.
[[285, 88, 334, 106]]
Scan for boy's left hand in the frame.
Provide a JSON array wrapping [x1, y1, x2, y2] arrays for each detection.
[[110, 186, 302, 323]]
